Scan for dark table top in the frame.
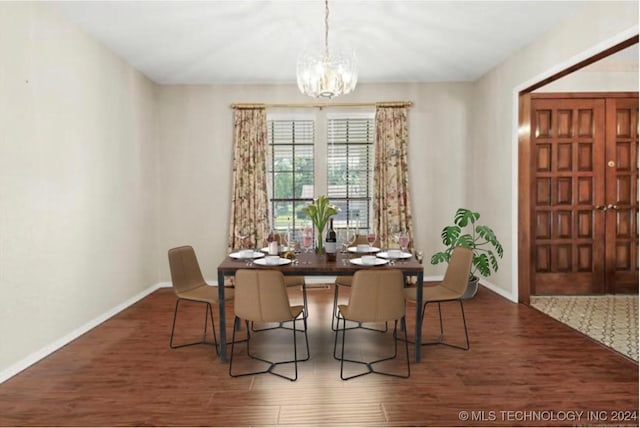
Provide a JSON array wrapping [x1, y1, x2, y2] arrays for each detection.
[[217, 251, 424, 276]]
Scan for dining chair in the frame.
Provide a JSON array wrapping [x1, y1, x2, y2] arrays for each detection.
[[332, 234, 386, 332], [404, 246, 473, 350], [168, 246, 234, 354], [251, 233, 308, 332], [229, 269, 309, 381], [334, 269, 410, 380]]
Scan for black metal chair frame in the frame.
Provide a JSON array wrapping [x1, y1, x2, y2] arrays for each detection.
[[169, 298, 219, 355], [229, 315, 310, 382], [334, 314, 410, 380], [399, 298, 469, 350], [422, 299, 469, 350]]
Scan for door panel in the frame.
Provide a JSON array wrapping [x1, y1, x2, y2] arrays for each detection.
[[531, 98, 606, 295], [531, 94, 639, 295], [605, 97, 639, 293]]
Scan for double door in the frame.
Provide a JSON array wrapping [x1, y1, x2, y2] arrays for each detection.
[[530, 94, 638, 295]]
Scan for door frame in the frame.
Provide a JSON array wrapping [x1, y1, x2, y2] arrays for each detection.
[[516, 34, 638, 305]]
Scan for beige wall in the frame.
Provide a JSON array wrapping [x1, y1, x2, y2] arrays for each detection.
[[156, 82, 473, 282], [0, 3, 158, 375], [470, 1, 638, 299]]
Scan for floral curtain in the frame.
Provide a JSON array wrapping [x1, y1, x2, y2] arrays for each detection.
[[373, 106, 414, 249], [227, 107, 269, 251]]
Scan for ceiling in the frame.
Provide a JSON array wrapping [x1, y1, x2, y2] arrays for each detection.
[[54, 1, 595, 85]]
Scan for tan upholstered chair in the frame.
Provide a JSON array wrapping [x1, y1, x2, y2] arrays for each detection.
[[334, 269, 410, 380], [332, 234, 385, 332], [405, 246, 473, 350], [252, 234, 307, 332], [229, 269, 309, 381], [168, 246, 234, 354]]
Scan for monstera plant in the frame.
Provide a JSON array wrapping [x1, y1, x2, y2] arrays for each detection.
[[431, 208, 503, 298]]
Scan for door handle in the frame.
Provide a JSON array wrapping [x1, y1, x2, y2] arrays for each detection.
[[607, 204, 619, 211], [594, 205, 608, 212]]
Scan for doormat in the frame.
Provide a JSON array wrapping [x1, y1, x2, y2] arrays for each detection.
[[531, 295, 638, 362]]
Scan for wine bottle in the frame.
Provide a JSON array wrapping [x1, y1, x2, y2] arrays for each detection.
[[325, 218, 337, 262]]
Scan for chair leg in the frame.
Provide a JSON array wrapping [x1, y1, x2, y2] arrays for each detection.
[[229, 315, 309, 381], [169, 299, 219, 355], [338, 318, 410, 380], [331, 284, 340, 331], [419, 300, 470, 350]]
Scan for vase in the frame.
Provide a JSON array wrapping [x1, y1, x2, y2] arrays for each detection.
[[315, 229, 325, 253]]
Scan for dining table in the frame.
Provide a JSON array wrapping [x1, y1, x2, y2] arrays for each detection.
[[216, 250, 425, 363]]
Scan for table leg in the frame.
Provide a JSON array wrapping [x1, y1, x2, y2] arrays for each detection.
[[414, 272, 423, 362], [217, 270, 227, 362]]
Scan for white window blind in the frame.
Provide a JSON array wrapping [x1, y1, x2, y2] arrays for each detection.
[[327, 116, 375, 233]]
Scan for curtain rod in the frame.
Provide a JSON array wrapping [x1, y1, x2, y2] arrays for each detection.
[[231, 101, 413, 109]]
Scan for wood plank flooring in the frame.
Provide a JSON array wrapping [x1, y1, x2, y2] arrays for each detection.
[[0, 285, 637, 426]]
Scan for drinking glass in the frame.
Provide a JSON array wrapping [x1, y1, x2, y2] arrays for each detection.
[[399, 232, 410, 253], [235, 228, 250, 249], [345, 227, 356, 252], [302, 227, 313, 254], [391, 225, 402, 247], [366, 229, 377, 251]]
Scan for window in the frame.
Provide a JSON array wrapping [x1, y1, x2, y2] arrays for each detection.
[[267, 111, 374, 237], [327, 116, 374, 233], [266, 119, 314, 233]]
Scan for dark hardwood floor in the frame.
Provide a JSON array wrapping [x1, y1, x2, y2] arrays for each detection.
[[0, 284, 637, 426]]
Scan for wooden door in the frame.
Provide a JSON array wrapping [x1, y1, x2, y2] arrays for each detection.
[[605, 97, 639, 293], [530, 98, 606, 294], [530, 94, 639, 295]]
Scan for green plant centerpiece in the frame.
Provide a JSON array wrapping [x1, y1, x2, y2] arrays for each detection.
[[302, 195, 339, 254], [431, 208, 503, 299]]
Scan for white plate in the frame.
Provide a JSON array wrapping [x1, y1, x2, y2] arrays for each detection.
[[260, 246, 291, 253], [349, 257, 389, 267], [229, 251, 265, 259], [253, 258, 292, 266], [376, 251, 412, 259], [348, 246, 381, 253]]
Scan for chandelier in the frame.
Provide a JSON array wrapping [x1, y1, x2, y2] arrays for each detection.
[[296, 0, 358, 98]]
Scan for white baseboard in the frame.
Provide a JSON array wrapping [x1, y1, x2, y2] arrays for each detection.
[[0, 282, 163, 385], [479, 279, 517, 303]]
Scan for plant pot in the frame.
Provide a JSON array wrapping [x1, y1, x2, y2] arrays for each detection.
[[462, 276, 479, 299]]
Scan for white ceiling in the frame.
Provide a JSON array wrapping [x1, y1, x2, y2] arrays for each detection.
[[54, 0, 594, 85]]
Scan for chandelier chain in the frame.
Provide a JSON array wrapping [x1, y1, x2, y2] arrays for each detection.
[[324, 0, 329, 59]]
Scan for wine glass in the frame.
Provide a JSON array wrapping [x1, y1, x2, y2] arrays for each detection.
[[289, 228, 301, 254], [302, 227, 313, 254], [391, 225, 402, 247], [345, 227, 356, 252], [235, 227, 250, 250], [338, 227, 354, 253], [366, 229, 377, 251], [399, 231, 410, 254]]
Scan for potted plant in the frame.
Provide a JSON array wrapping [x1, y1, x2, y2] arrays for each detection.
[[431, 208, 503, 299], [302, 195, 339, 253]]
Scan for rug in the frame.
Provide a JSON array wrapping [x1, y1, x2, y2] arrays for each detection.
[[530, 295, 639, 362]]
